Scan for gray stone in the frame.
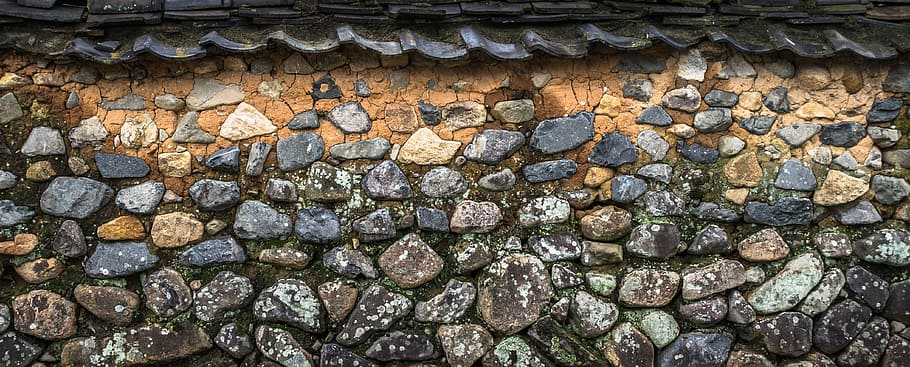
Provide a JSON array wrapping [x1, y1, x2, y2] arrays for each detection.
[[378, 233, 443, 288], [194, 271, 254, 322], [323, 246, 378, 279], [253, 279, 323, 333], [766, 59, 796, 78], [295, 207, 340, 244], [589, 132, 639, 167], [747, 252, 824, 314], [622, 79, 653, 101], [820, 121, 866, 147], [529, 112, 594, 154], [478, 168, 516, 191], [884, 64, 910, 93], [0, 200, 28, 227], [85, 242, 159, 279], [115, 180, 165, 215], [328, 102, 371, 134], [0, 93, 22, 124], [40, 177, 113, 219], [301, 162, 352, 203], [754, 312, 813, 357], [276, 132, 324, 171], [777, 123, 821, 146], [172, 112, 215, 144], [637, 163, 672, 183], [420, 166, 467, 198], [99, 93, 146, 111], [337, 285, 412, 346], [852, 229, 910, 266], [682, 260, 746, 300], [764, 87, 790, 113], [656, 333, 733, 367], [329, 137, 389, 161], [775, 158, 817, 191], [744, 197, 814, 226], [288, 109, 319, 130], [154, 94, 185, 111], [835, 200, 881, 225], [572, 291, 618, 338], [704, 89, 739, 107], [677, 141, 718, 163], [21, 127, 65, 157], [884, 280, 910, 324], [688, 224, 730, 255], [354, 79, 371, 97], [814, 299, 873, 354], [477, 254, 552, 334], [264, 178, 297, 202], [662, 85, 701, 112], [361, 160, 413, 201], [214, 323, 253, 359], [142, 268, 192, 318], [179, 237, 247, 267], [0, 171, 15, 190], [551, 263, 583, 289], [867, 126, 901, 148], [678, 49, 707, 81], [867, 98, 903, 123], [353, 208, 396, 242], [635, 105, 672, 126], [204, 146, 240, 173], [52, 220, 85, 258], [68, 117, 109, 148], [365, 331, 435, 362], [529, 232, 582, 262], [693, 108, 733, 133], [798, 269, 845, 316], [321, 344, 377, 367], [189, 179, 240, 211], [626, 223, 681, 260], [70, 67, 100, 84], [463, 129, 525, 165], [233, 200, 292, 240], [872, 175, 910, 204], [417, 100, 441, 125], [415, 207, 449, 232], [518, 196, 570, 227], [94, 152, 149, 179], [691, 202, 738, 222], [414, 279, 476, 323], [717, 136, 745, 157], [522, 159, 577, 183], [65, 91, 80, 109], [611, 175, 647, 203], [0, 331, 41, 367], [727, 290, 756, 324], [450, 200, 501, 234], [491, 99, 534, 123], [638, 130, 669, 161], [679, 296, 728, 326], [738, 116, 777, 135], [846, 266, 889, 311], [245, 142, 271, 176], [613, 53, 666, 73], [837, 316, 889, 367]]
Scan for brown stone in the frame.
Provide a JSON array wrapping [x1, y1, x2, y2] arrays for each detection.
[[477, 254, 552, 334], [618, 269, 681, 307], [61, 324, 212, 366], [74, 284, 141, 326], [97, 215, 145, 241], [438, 324, 494, 367], [738, 228, 790, 262], [842, 70, 864, 94], [579, 206, 632, 241], [12, 290, 78, 340], [813, 170, 869, 206], [442, 101, 486, 130], [158, 151, 192, 177], [724, 152, 762, 187], [25, 161, 55, 182], [797, 65, 831, 91], [258, 248, 310, 269], [725, 188, 750, 205], [605, 323, 655, 367], [384, 102, 419, 133], [15, 258, 66, 284], [739, 92, 763, 111], [317, 280, 358, 322], [594, 93, 623, 117], [151, 212, 203, 248], [0, 233, 38, 255], [584, 166, 614, 188], [378, 233, 444, 288]]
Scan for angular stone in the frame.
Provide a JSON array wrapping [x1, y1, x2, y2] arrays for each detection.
[[764, 87, 790, 113], [638, 130, 670, 161], [589, 132, 639, 167], [438, 324, 492, 367], [450, 200, 501, 234], [636, 105, 672, 126], [420, 166, 467, 198], [21, 126, 65, 157], [738, 116, 777, 135], [253, 279, 323, 333], [657, 333, 733, 367], [819, 121, 866, 147], [233, 200, 292, 240], [12, 290, 76, 341], [867, 126, 901, 148], [97, 215, 145, 241], [220, 102, 277, 140], [776, 123, 821, 147], [618, 269, 680, 307], [837, 316, 889, 367], [151, 212, 203, 248], [775, 158, 816, 191], [704, 89, 739, 107], [517, 196, 570, 228], [727, 290, 756, 324], [884, 280, 910, 324], [835, 200, 881, 225], [747, 252, 824, 314], [442, 101, 486, 130], [852, 229, 910, 267], [204, 146, 241, 173], [676, 141, 718, 163], [625, 223, 680, 260], [255, 326, 314, 367], [572, 291, 618, 338], [100, 93, 146, 111], [325, 101, 370, 133], [662, 85, 701, 112], [178, 237, 247, 267], [815, 299, 873, 354], [579, 206, 631, 242], [682, 260, 746, 300], [193, 271, 254, 322], [116, 180, 165, 214], [522, 159, 577, 183], [724, 152, 762, 187], [157, 151, 192, 177], [288, 109, 319, 130], [154, 94, 185, 111], [353, 208, 396, 242], [754, 312, 813, 357], [15, 257, 64, 284], [0, 331, 41, 367], [694, 108, 733, 133], [301, 162, 352, 203], [294, 206, 341, 244], [529, 112, 595, 154], [415, 207, 449, 232], [276, 132, 324, 171], [689, 224, 731, 255], [40, 177, 112, 219], [529, 232, 582, 262], [491, 99, 534, 123], [53, 220, 85, 257], [189, 179, 240, 211], [679, 296, 728, 326], [0, 93, 22, 124], [379, 233, 443, 288], [398, 127, 461, 165], [172, 112, 215, 143], [62, 324, 212, 367], [814, 170, 869, 206], [463, 129, 525, 165], [323, 246, 378, 279], [478, 168, 516, 191], [214, 323, 253, 359], [738, 228, 790, 262], [798, 268, 845, 317], [364, 331, 436, 362], [119, 114, 158, 148], [622, 79, 653, 101], [142, 268, 192, 318], [415, 279, 476, 323], [337, 285, 412, 346], [186, 79, 244, 111], [329, 137, 389, 161], [478, 254, 552, 335], [744, 197, 814, 226], [265, 178, 297, 202], [871, 175, 910, 205], [846, 266, 890, 311]]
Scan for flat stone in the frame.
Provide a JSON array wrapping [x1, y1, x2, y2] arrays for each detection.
[[265, 178, 297, 202], [754, 312, 813, 357], [491, 99, 534, 123], [0, 170, 15, 191], [233, 200, 292, 240], [220, 102, 277, 140], [21, 126, 65, 156], [764, 87, 790, 113], [73, 285, 140, 326], [662, 85, 701, 112], [437, 324, 492, 367], [813, 170, 869, 206], [114, 181, 164, 217], [819, 121, 866, 147], [398, 128, 461, 165], [738, 228, 790, 262], [189, 179, 240, 211], [40, 177, 113, 219], [814, 299, 873, 354], [884, 64, 910, 93], [193, 271, 254, 322], [682, 260, 746, 300], [442, 101, 486, 130], [329, 137, 389, 161], [522, 159, 577, 183], [276, 132, 324, 171], [725, 151, 762, 187], [678, 49, 707, 81], [832, 150, 857, 170], [693, 108, 733, 133], [638, 130, 670, 161], [463, 129, 525, 165], [353, 208, 396, 242], [0, 72, 30, 89], [868, 126, 901, 148], [747, 252, 824, 314], [142, 268, 192, 317], [337, 285, 412, 346], [385, 102, 419, 132], [727, 290, 756, 324], [798, 269, 845, 316], [744, 197, 814, 226], [477, 254, 552, 334], [85, 242, 158, 279], [775, 158, 816, 191], [595, 93, 623, 117], [450, 200, 501, 234], [636, 105, 672, 126], [677, 141, 718, 163], [0, 331, 41, 366], [156, 151, 189, 178], [611, 175, 647, 203], [302, 162, 352, 202], [867, 98, 903, 123], [518, 196, 570, 228], [618, 269, 680, 307], [172, 112, 215, 143], [12, 290, 76, 341], [589, 132, 639, 167], [288, 109, 319, 130], [478, 168, 516, 191], [323, 246, 378, 279], [0, 93, 22, 124], [529, 232, 582, 262], [95, 152, 150, 179], [178, 237, 247, 267], [580, 206, 632, 241], [154, 94, 185, 111], [852, 229, 910, 266], [186, 78, 245, 111], [379, 233, 443, 288], [365, 331, 435, 362], [204, 146, 241, 173], [625, 223, 681, 260], [61, 324, 212, 366], [325, 101, 371, 133], [657, 333, 733, 367], [259, 248, 310, 270], [245, 141, 271, 176], [529, 112, 595, 154], [776, 123, 821, 146], [835, 200, 881, 225], [420, 166, 467, 198], [253, 279, 323, 333], [100, 93, 146, 111], [295, 207, 341, 244], [96, 215, 145, 241], [415, 279, 476, 323], [704, 89, 739, 107]]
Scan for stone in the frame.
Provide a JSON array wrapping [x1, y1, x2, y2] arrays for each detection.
[[70, 67, 101, 84], [776, 123, 821, 146], [449, 200, 501, 234], [21, 126, 65, 157], [738, 116, 777, 135], [68, 156, 89, 175], [354, 79, 371, 97], [614, 53, 666, 73], [0, 331, 41, 367], [884, 280, 910, 324], [385, 102, 419, 132], [837, 317, 889, 367], [724, 152, 762, 187], [816, 232, 851, 258], [882, 336, 910, 367], [275, 132, 324, 171], [193, 271, 254, 322], [329, 137, 389, 161], [589, 132, 639, 167], [636, 105, 672, 126], [420, 167, 467, 198], [150, 212, 203, 249], [397, 128, 460, 165], [835, 200, 882, 225], [204, 146, 240, 173], [157, 151, 192, 177], [871, 175, 910, 204], [580, 206, 632, 241], [66, 91, 80, 109], [491, 99, 534, 123], [676, 141, 719, 163], [379, 233, 443, 288], [255, 326, 314, 367], [318, 281, 358, 322], [415, 279, 476, 323], [115, 180, 165, 214], [775, 158, 816, 191], [40, 177, 113, 219], [118, 114, 158, 148], [690, 202, 737, 222], [518, 196, 570, 228], [0, 72, 30, 89], [253, 279, 323, 333], [0, 234, 37, 255], [186, 78, 244, 110], [662, 85, 701, 112], [12, 290, 76, 340], [689, 225, 731, 255], [312, 75, 342, 99], [233, 200, 292, 240], [610, 175, 647, 203], [679, 296, 728, 326], [178, 237, 247, 267], [61, 324, 212, 366], [764, 87, 790, 113], [747, 252, 824, 314], [846, 266, 889, 311], [463, 129, 525, 165], [639, 310, 678, 349], [281, 53, 313, 74], [0, 93, 22, 124], [294, 207, 341, 244], [73, 285, 140, 326], [625, 223, 681, 260], [302, 162, 352, 202], [15, 257, 65, 284], [738, 228, 790, 262], [100, 93, 146, 111], [867, 98, 903, 123], [259, 248, 310, 269], [638, 130, 670, 161], [417, 100, 441, 125], [595, 93, 623, 117], [97, 215, 145, 241], [265, 178, 297, 202], [704, 89, 739, 107], [819, 121, 866, 147], [323, 246, 378, 279], [214, 323, 253, 359], [53, 220, 85, 258], [744, 197, 814, 226], [522, 159, 577, 183], [795, 102, 835, 120], [623, 79, 653, 102], [478, 168, 516, 191], [0, 170, 14, 190], [154, 94, 185, 111], [551, 263, 583, 289], [288, 109, 319, 130], [754, 312, 813, 357], [867, 126, 901, 148], [477, 254, 552, 334], [815, 299, 873, 354], [853, 229, 910, 266], [657, 333, 733, 367], [189, 179, 240, 211], [442, 101, 486, 130], [25, 161, 54, 182], [529, 112, 595, 154], [727, 290, 756, 324], [337, 285, 412, 346], [618, 269, 680, 307], [528, 232, 582, 262], [637, 163, 672, 184], [438, 324, 492, 367], [570, 291, 617, 339], [220, 102, 277, 140], [172, 112, 215, 143], [142, 268, 192, 317], [694, 108, 733, 133], [96, 153, 150, 181], [814, 170, 869, 206], [353, 208, 396, 242], [682, 260, 746, 300], [363, 331, 436, 362]]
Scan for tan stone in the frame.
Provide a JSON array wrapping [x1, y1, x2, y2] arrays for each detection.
[[0, 72, 30, 89], [491, 99, 534, 123], [443, 101, 486, 130], [725, 188, 750, 205], [668, 124, 696, 139], [797, 65, 831, 91], [32, 73, 65, 86], [151, 212, 204, 248], [842, 70, 864, 94], [219, 102, 277, 140], [97, 216, 145, 241], [584, 167, 614, 188], [158, 151, 192, 177], [0, 233, 38, 255], [739, 92, 763, 111], [25, 161, 55, 182], [397, 127, 461, 165], [385, 102, 419, 133], [15, 258, 66, 284], [795, 102, 834, 120], [318, 280, 358, 322], [724, 152, 762, 187], [813, 170, 869, 206], [12, 290, 77, 340], [594, 93, 623, 117], [120, 114, 158, 148], [738, 228, 790, 262]]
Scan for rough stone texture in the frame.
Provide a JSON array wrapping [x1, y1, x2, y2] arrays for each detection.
[[747, 252, 824, 314], [84, 242, 158, 278], [657, 333, 733, 367], [378, 233, 444, 288], [463, 129, 525, 165], [478, 254, 552, 334], [619, 269, 680, 307], [253, 278, 323, 333], [625, 223, 681, 260], [588, 132, 639, 167], [337, 285, 412, 346], [12, 290, 77, 340], [529, 112, 595, 154], [361, 160, 414, 200]]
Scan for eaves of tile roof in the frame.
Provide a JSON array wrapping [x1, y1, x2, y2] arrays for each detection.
[[0, 0, 908, 63]]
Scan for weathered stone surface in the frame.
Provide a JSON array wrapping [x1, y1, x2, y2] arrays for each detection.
[[638, 130, 670, 161], [0, 93, 22, 124], [611, 175, 647, 203], [846, 266, 890, 311], [115, 180, 164, 215], [754, 312, 813, 357], [478, 254, 552, 334], [529, 232, 582, 262], [884, 280, 910, 324], [143, 267, 192, 318], [868, 126, 901, 148], [775, 158, 817, 191], [853, 229, 910, 266], [744, 197, 814, 227], [797, 269, 845, 316], [618, 269, 680, 307], [379, 233, 444, 288], [353, 208, 396, 242], [255, 325, 314, 366], [837, 316, 889, 367], [365, 331, 436, 362], [295, 207, 341, 244], [725, 151, 762, 187], [337, 285, 412, 346], [415, 279, 476, 323], [61, 324, 212, 367], [727, 290, 756, 324], [323, 246, 378, 279], [450, 200, 501, 234], [214, 323, 253, 359], [204, 146, 240, 173], [682, 260, 746, 300], [95, 152, 150, 179], [662, 85, 701, 112], [420, 166, 467, 198], [178, 237, 247, 267], [657, 333, 733, 367], [815, 299, 873, 354], [819, 121, 866, 147], [194, 271, 254, 322], [640, 310, 679, 348], [189, 179, 240, 211], [40, 176, 113, 219], [233, 200, 292, 240], [14, 257, 62, 284], [571, 291, 618, 338], [518, 196, 570, 228], [362, 160, 414, 200], [220, 102, 277, 140], [679, 296, 728, 326], [478, 168, 516, 191], [625, 223, 681, 260], [522, 159, 577, 183], [276, 132, 324, 171], [871, 175, 910, 205], [157, 151, 191, 177], [738, 228, 790, 262], [694, 108, 733, 133], [150, 212, 202, 248], [777, 123, 821, 146], [53, 220, 86, 257], [97, 215, 145, 241], [74, 285, 140, 326], [636, 105, 672, 126], [21, 126, 65, 157], [814, 170, 869, 206], [329, 137, 389, 161], [254, 279, 323, 333], [491, 99, 534, 123], [738, 115, 776, 135], [186, 78, 244, 110], [442, 101, 486, 130], [589, 132, 639, 167], [677, 141, 718, 163], [172, 112, 215, 143], [100, 93, 146, 111], [85, 242, 158, 278], [529, 112, 595, 154], [0, 331, 41, 367], [764, 87, 790, 113], [438, 324, 492, 367], [688, 224, 731, 255], [747, 252, 824, 314], [463, 129, 525, 165], [12, 290, 76, 340]]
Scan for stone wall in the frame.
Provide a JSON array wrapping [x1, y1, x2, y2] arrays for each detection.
[[0, 43, 909, 366]]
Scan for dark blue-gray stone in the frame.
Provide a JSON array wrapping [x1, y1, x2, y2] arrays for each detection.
[[288, 110, 320, 130], [323, 246, 378, 279], [867, 98, 903, 123], [871, 175, 910, 205], [0, 200, 34, 227], [0, 331, 41, 367], [179, 237, 247, 267], [189, 179, 241, 211], [835, 201, 882, 226], [295, 207, 341, 244], [657, 333, 733, 367], [323, 343, 377, 367], [40, 177, 113, 219], [354, 79, 372, 97], [763, 87, 790, 113], [820, 122, 866, 147], [588, 132, 638, 167], [611, 175, 647, 203], [99, 93, 146, 111], [463, 129, 525, 165], [774, 158, 816, 191], [703, 89, 739, 107], [276, 133, 325, 171], [744, 197, 814, 226], [329, 138, 390, 161], [312, 76, 342, 100], [245, 142, 271, 176], [689, 225, 731, 255], [94, 152, 149, 178], [677, 142, 718, 164], [613, 53, 666, 73], [529, 112, 595, 154], [691, 202, 738, 222], [883, 64, 910, 93], [362, 160, 414, 201], [233, 200, 293, 240], [85, 242, 159, 279], [693, 108, 733, 133], [205, 146, 241, 173], [365, 331, 436, 362], [737, 116, 777, 135], [635, 105, 672, 126], [814, 299, 873, 354], [418, 100, 441, 126], [522, 159, 577, 183], [420, 167, 467, 198], [416, 207, 449, 232]]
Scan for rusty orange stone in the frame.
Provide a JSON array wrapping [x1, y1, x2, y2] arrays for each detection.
[[0, 233, 39, 256], [97, 216, 146, 241]]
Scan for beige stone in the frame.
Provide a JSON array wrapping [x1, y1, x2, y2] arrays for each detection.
[[797, 65, 831, 91], [0, 72, 30, 89], [397, 128, 461, 165], [813, 170, 869, 206], [151, 212, 204, 248], [32, 73, 64, 86], [725, 188, 750, 205], [668, 124, 696, 139], [724, 152, 762, 187], [738, 92, 763, 111], [738, 228, 790, 262], [385, 102, 419, 133], [594, 93, 623, 117], [219, 102, 277, 140], [0, 233, 38, 255], [491, 99, 534, 123], [25, 161, 55, 182], [97, 216, 145, 241], [795, 102, 835, 120], [443, 101, 486, 130], [15, 258, 66, 284], [158, 151, 192, 177], [120, 114, 158, 148], [584, 167, 614, 188]]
